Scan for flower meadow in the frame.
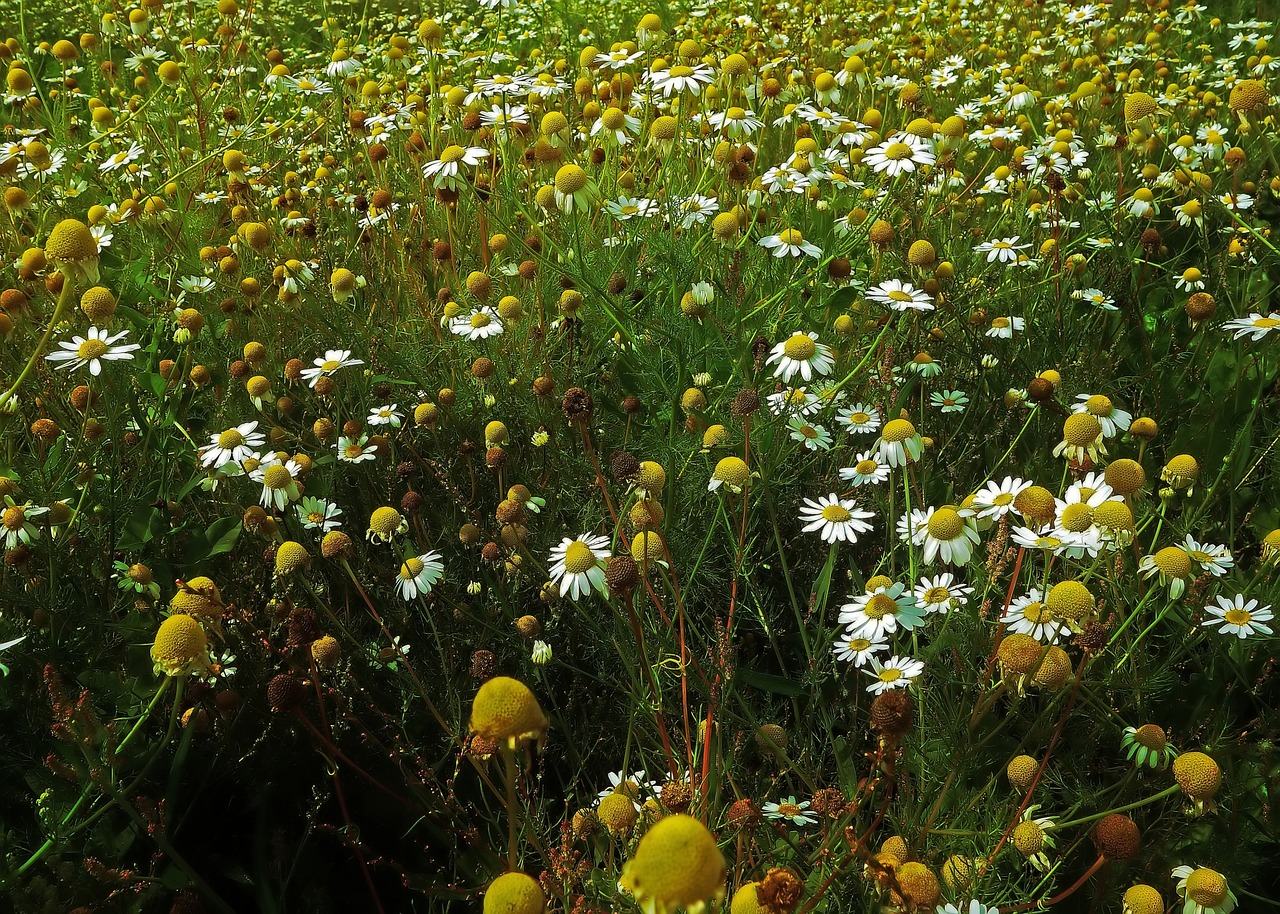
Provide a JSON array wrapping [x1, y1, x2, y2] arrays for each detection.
[[1, 0, 1279, 911]]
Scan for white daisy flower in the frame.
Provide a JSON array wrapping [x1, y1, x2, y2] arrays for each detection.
[[919, 506, 981, 566], [840, 450, 892, 488], [199, 421, 266, 470], [765, 332, 835, 383], [1002, 589, 1068, 643], [913, 573, 972, 615], [835, 404, 882, 435], [397, 551, 444, 600], [864, 654, 924, 693], [367, 404, 403, 428], [798, 494, 874, 544], [972, 476, 1031, 519], [865, 278, 935, 313], [548, 533, 610, 601], [45, 327, 141, 376], [832, 631, 889, 667]]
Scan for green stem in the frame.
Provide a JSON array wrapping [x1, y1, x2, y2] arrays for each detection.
[[0, 278, 75, 411]]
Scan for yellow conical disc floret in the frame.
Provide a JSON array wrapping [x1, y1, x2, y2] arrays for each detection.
[[44, 218, 101, 287], [1173, 751, 1221, 800], [150, 614, 211, 677], [1122, 884, 1163, 914], [619, 814, 726, 914], [483, 871, 546, 914], [729, 882, 766, 914], [469, 676, 549, 748]]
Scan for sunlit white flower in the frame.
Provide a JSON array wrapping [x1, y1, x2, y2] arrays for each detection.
[[864, 654, 924, 693], [798, 494, 874, 544], [865, 278, 934, 312], [548, 533, 610, 600], [45, 327, 140, 376], [397, 551, 444, 600], [199, 421, 266, 470]]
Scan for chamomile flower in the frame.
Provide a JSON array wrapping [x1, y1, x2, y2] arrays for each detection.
[[973, 236, 1030, 263], [766, 332, 835, 382], [297, 497, 342, 532], [839, 583, 926, 639], [366, 404, 403, 428], [840, 450, 892, 487], [450, 306, 505, 340], [832, 631, 889, 666], [1182, 536, 1233, 576], [1222, 312, 1279, 341], [864, 132, 936, 176], [836, 404, 882, 435], [199, 421, 266, 470], [1, 498, 46, 550], [1139, 546, 1193, 599], [864, 654, 924, 694], [397, 551, 444, 600], [986, 316, 1025, 338], [766, 387, 823, 417], [931, 390, 968, 413], [875, 418, 924, 468], [250, 455, 304, 511], [597, 769, 657, 809], [1002, 589, 1067, 643], [1201, 594, 1273, 639], [1073, 394, 1131, 438], [865, 279, 935, 313], [913, 573, 972, 615], [300, 349, 364, 387], [972, 477, 1032, 519], [920, 506, 981, 566], [1012, 807, 1057, 872], [422, 144, 488, 191], [788, 417, 833, 451], [1121, 724, 1176, 769], [548, 533, 610, 600], [759, 228, 822, 258], [45, 327, 140, 376], [1171, 865, 1236, 914], [798, 494, 874, 544], [762, 797, 817, 827]]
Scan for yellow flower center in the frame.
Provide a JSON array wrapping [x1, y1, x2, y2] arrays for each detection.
[[777, 802, 801, 817], [882, 418, 917, 443], [2, 505, 25, 530], [1185, 869, 1228, 906], [1060, 503, 1095, 532], [849, 411, 870, 424], [782, 333, 817, 360], [439, 144, 466, 163], [727, 106, 745, 120], [846, 636, 871, 651], [864, 594, 896, 619], [563, 541, 598, 574], [1223, 608, 1253, 626], [321, 359, 341, 371], [1064, 413, 1102, 445], [777, 228, 804, 245], [1085, 394, 1113, 416], [1153, 546, 1191, 578], [877, 668, 902, 683], [993, 492, 1014, 505], [821, 504, 852, 523], [927, 508, 964, 540], [470, 312, 491, 328], [76, 339, 110, 361], [262, 465, 292, 489], [343, 444, 365, 460], [1022, 602, 1049, 623], [217, 429, 246, 449], [856, 459, 879, 474], [924, 586, 951, 604], [402, 557, 424, 577], [1256, 316, 1280, 329], [888, 289, 915, 302], [798, 425, 818, 440], [669, 65, 694, 78], [992, 317, 1010, 328], [883, 141, 913, 160]]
